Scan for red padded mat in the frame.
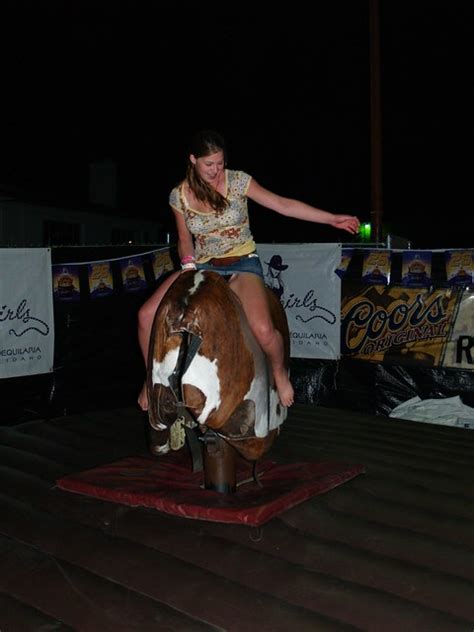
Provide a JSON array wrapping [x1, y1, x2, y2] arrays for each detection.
[[56, 453, 365, 526]]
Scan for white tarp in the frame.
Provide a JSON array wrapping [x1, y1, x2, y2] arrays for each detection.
[[0, 248, 54, 378], [258, 243, 341, 359], [389, 395, 474, 429]]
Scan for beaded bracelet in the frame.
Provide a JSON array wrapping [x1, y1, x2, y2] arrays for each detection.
[[181, 254, 196, 271], [181, 255, 195, 264]]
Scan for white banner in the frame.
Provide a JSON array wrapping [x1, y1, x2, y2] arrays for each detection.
[[258, 243, 341, 359], [0, 249, 54, 378], [443, 288, 474, 370]]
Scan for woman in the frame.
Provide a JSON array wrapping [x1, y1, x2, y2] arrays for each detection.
[[138, 130, 360, 410]]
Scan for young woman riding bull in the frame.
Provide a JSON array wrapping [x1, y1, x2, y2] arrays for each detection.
[[138, 130, 360, 410]]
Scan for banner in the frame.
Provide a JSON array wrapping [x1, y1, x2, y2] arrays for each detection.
[[361, 250, 391, 285], [443, 289, 474, 370], [151, 248, 174, 280], [120, 256, 147, 292], [401, 251, 432, 287], [446, 250, 473, 286], [335, 248, 353, 280], [341, 283, 460, 367], [53, 265, 81, 302], [88, 261, 114, 298], [0, 248, 54, 378], [258, 244, 341, 359]]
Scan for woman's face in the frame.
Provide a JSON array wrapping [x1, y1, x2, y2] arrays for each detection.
[[190, 150, 225, 185]]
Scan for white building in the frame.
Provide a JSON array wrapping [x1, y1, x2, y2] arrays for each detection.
[[0, 195, 163, 246], [0, 159, 166, 247]]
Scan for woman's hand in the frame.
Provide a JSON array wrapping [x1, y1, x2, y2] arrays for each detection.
[[332, 215, 360, 234]]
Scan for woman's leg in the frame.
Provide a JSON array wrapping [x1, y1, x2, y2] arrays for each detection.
[[229, 272, 294, 407], [137, 270, 182, 410]]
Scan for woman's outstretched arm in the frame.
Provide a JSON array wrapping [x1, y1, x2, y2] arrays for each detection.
[[247, 179, 360, 235]]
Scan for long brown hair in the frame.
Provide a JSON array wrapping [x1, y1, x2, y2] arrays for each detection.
[[186, 130, 229, 214]]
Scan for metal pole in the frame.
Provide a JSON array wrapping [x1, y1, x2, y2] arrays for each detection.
[[370, 0, 383, 243]]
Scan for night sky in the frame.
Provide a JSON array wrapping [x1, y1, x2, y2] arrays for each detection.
[[1, 2, 471, 248]]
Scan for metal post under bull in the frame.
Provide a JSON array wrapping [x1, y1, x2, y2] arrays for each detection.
[[202, 430, 237, 494]]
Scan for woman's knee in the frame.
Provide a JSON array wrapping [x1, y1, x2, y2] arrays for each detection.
[[138, 301, 155, 329], [138, 291, 164, 328], [251, 319, 276, 347], [138, 272, 180, 329]]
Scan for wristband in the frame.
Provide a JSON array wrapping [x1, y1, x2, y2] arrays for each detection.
[[181, 255, 195, 264], [181, 262, 197, 271]]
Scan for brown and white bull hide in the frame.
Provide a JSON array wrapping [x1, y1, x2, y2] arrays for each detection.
[[147, 270, 288, 461]]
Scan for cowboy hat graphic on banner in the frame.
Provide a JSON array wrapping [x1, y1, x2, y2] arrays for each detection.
[[259, 243, 341, 360]]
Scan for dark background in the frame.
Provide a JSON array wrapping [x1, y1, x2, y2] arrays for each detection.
[[1, 2, 472, 424], [0, 1, 472, 247]]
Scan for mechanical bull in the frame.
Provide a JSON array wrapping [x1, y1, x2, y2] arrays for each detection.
[[147, 269, 290, 493]]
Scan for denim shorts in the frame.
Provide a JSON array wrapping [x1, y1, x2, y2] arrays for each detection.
[[196, 253, 264, 279]]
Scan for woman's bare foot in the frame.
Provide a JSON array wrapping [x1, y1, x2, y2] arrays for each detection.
[[274, 368, 294, 407], [137, 382, 148, 411]]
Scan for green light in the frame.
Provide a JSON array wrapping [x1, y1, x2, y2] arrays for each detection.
[[360, 222, 372, 241]]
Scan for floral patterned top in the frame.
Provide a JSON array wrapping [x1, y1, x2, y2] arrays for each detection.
[[169, 170, 256, 262]]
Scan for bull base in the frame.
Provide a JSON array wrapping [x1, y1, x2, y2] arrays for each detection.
[[203, 431, 237, 494]]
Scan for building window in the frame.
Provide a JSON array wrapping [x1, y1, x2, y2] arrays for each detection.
[[43, 220, 81, 246]]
